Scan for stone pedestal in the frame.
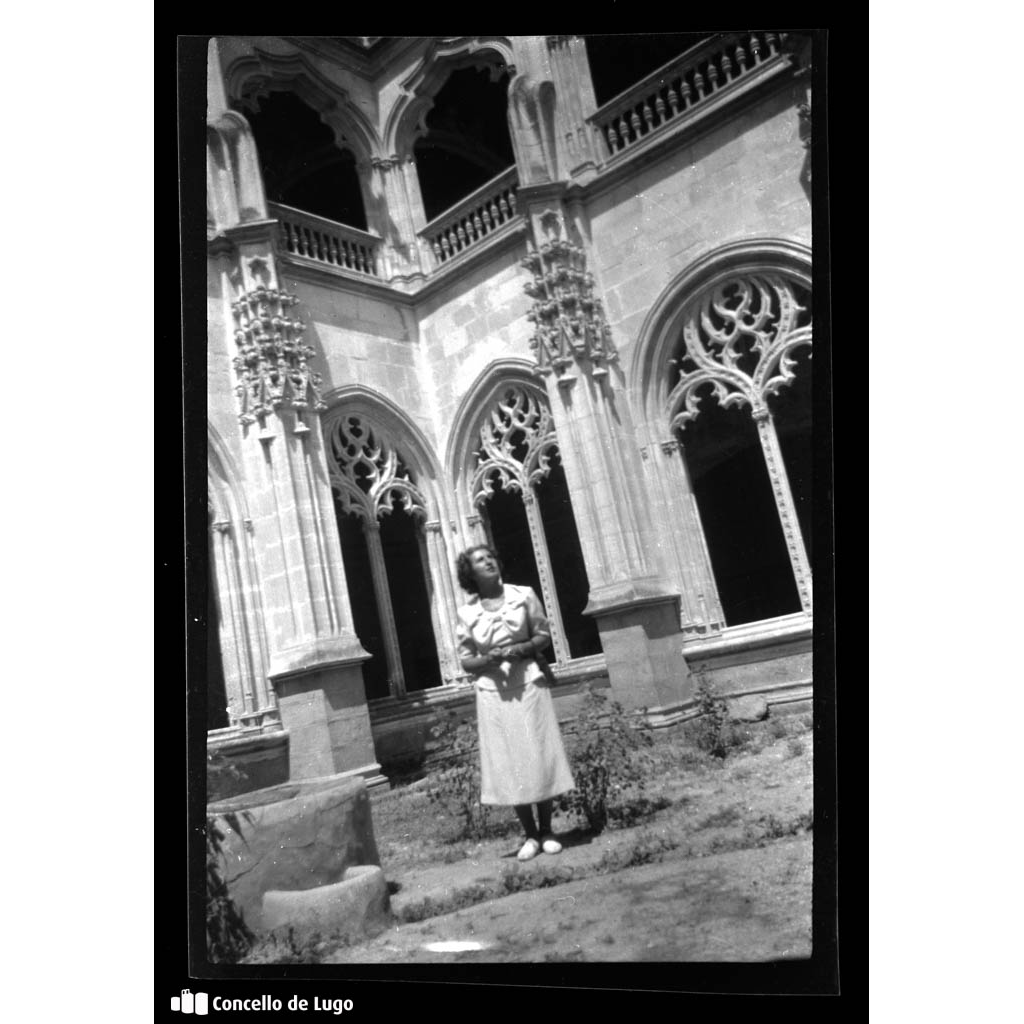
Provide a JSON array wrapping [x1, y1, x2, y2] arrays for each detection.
[[588, 592, 694, 711], [272, 659, 383, 785]]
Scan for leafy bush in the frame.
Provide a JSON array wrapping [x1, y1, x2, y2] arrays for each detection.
[[425, 711, 494, 841], [206, 752, 255, 964], [692, 675, 730, 759], [242, 928, 349, 965], [558, 687, 655, 834]]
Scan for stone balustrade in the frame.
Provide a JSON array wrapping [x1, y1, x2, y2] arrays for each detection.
[[270, 202, 383, 278], [588, 32, 787, 162], [420, 167, 520, 268]]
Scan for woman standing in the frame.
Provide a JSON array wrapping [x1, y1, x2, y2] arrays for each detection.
[[455, 545, 575, 861]]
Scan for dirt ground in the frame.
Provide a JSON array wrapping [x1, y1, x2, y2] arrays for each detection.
[[246, 712, 815, 965], [324, 835, 811, 963]]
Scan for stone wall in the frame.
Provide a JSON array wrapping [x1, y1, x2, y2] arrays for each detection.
[[415, 243, 535, 462], [588, 84, 810, 367]]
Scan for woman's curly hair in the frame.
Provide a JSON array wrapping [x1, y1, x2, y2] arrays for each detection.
[[455, 545, 503, 595]]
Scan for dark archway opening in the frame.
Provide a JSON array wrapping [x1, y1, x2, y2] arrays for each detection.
[[678, 390, 802, 625], [481, 480, 543, 602], [584, 33, 714, 107], [768, 345, 813, 562], [235, 90, 368, 229], [337, 513, 390, 701], [535, 452, 603, 658], [414, 65, 516, 222], [380, 509, 443, 692], [207, 536, 229, 730]]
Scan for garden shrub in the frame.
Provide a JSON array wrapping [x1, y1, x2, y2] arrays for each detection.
[[692, 675, 730, 759], [425, 710, 494, 841], [558, 686, 656, 834], [206, 752, 255, 963]]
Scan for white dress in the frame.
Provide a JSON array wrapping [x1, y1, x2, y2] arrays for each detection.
[[456, 584, 575, 806]]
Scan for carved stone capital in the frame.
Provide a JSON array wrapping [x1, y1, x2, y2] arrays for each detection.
[[230, 285, 327, 429], [521, 212, 619, 383], [660, 439, 681, 456], [211, 520, 232, 535], [423, 520, 443, 534]]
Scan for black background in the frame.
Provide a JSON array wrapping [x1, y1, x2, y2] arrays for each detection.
[[170, 23, 862, 1014]]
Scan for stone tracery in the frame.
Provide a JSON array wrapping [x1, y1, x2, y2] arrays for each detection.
[[667, 272, 811, 430], [326, 415, 427, 522], [665, 269, 813, 614], [470, 385, 558, 505]]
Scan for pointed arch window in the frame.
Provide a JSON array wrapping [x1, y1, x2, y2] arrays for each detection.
[[470, 385, 601, 663], [235, 90, 369, 230], [327, 415, 443, 699], [414, 65, 516, 222], [668, 270, 812, 625]]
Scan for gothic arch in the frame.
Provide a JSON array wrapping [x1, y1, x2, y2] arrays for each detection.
[[627, 238, 814, 626], [207, 422, 277, 732], [444, 358, 541, 500], [224, 49, 380, 162], [384, 37, 515, 159], [629, 238, 812, 429], [321, 384, 448, 517], [445, 360, 602, 664], [320, 385, 463, 692], [208, 422, 249, 525]]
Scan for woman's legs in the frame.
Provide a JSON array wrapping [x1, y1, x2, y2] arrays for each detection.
[[514, 804, 539, 839], [514, 804, 541, 861], [536, 799, 554, 837], [537, 799, 562, 854]]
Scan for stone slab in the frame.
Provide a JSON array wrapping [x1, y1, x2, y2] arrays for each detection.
[[727, 695, 770, 723], [262, 865, 391, 944], [208, 774, 381, 933]]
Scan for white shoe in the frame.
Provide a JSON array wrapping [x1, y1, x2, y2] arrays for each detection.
[[517, 838, 541, 861], [541, 837, 562, 855]]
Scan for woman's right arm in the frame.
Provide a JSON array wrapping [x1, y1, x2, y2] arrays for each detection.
[[457, 617, 501, 674]]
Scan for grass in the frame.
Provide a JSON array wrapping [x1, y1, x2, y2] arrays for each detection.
[[697, 804, 744, 829], [237, 710, 815, 961], [364, 711, 815, 930]]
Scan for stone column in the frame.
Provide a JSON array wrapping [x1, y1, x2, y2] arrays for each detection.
[[544, 36, 601, 182], [637, 434, 726, 637], [518, 204, 694, 711], [208, 41, 384, 785], [783, 33, 813, 201], [421, 520, 463, 684], [362, 518, 406, 698], [522, 492, 571, 665], [223, 232, 384, 785], [209, 516, 279, 730], [360, 154, 431, 283]]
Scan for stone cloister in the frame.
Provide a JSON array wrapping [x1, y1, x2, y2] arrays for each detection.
[[204, 34, 816, 791]]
